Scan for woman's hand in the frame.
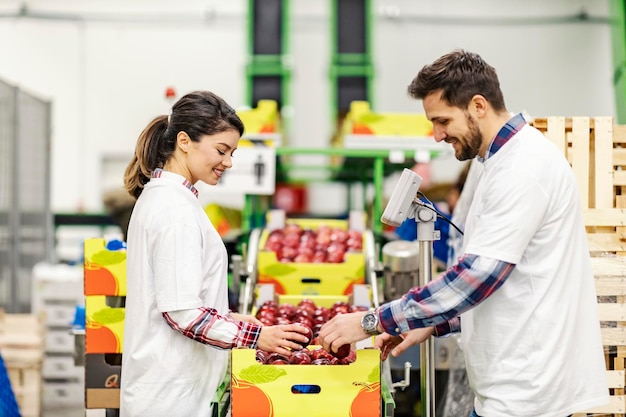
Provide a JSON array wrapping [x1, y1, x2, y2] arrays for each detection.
[[256, 324, 312, 357]]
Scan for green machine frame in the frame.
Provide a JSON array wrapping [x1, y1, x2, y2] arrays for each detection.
[[329, 0, 375, 124], [245, 0, 291, 112]]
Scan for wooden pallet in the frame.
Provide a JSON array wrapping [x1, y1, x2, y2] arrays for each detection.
[[0, 312, 45, 417], [531, 117, 626, 255], [570, 256, 626, 416], [532, 117, 626, 416]]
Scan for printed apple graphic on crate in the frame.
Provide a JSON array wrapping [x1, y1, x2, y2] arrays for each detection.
[[84, 242, 126, 295], [231, 363, 287, 417], [86, 304, 125, 353], [84, 261, 119, 295], [350, 381, 381, 417]]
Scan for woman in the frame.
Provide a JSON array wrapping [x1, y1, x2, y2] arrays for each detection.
[[121, 91, 308, 417]]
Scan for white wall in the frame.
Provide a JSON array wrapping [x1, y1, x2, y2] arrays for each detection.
[[0, 0, 614, 213]]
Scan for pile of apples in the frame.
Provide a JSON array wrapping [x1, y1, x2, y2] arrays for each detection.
[[256, 344, 356, 365], [263, 223, 363, 263], [255, 298, 368, 365]]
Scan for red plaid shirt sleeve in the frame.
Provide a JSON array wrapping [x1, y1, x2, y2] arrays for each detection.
[[163, 307, 262, 349]]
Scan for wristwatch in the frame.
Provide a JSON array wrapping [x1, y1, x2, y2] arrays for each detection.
[[361, 311, 380, 336]]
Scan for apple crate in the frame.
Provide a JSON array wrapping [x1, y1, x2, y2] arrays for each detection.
[[231, 347, 385, 417], [85, 295, 125, 354], [254, 283, 373, 310], [257, 218, 367, 296], [84, 237, 127, 296]]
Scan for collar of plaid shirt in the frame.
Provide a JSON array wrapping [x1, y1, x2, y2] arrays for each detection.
[[152, 168, 199, 198], [478, 112, 527, 163]]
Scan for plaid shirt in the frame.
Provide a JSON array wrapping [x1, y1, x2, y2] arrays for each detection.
[[163, 309, 262, 349], [378, 113, 526, 336]]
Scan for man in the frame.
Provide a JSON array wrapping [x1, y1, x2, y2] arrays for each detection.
[[319, 50, 609, 417]]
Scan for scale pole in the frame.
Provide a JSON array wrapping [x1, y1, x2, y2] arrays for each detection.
[[415, 204, 438, 417]]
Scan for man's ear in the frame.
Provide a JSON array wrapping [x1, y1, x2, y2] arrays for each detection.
[[177, 131, 191, 152], [469, 94, 488, 118]]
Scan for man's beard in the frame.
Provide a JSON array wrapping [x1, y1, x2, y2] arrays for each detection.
[[455, 113, 482, 161]]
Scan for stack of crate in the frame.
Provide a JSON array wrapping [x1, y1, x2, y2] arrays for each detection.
[[83, 237, 126, 411], [531, 117, 626, 416], [0, 310, 45, 417]]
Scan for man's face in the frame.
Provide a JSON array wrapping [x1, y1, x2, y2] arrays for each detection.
[[423, 91, 484, 161]]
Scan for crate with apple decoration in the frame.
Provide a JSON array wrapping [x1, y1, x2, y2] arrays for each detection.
[[256, 214, 369, 296], [231, 346, 381, 417]]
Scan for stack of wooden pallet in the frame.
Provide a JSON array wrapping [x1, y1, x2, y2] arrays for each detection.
[[0, 310, 45, 417], [532, 117, 626, 416]]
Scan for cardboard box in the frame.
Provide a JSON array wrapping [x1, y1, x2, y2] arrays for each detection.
[[85, 353, 121, 409], [236, 99, 281, 135], [231, 348, 381, 417], [343, 101, 433, 137], [85, 296, 124, 354], [84, 238, 127, 296], [257, 218, 366, 296], [255, 283, 373, 310]]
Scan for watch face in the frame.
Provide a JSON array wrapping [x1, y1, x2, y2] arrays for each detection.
[[363, 313, 376, 330]]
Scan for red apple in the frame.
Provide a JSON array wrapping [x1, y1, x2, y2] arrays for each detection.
[[331, 344, 351, 359], [294, 253, 312, 263], [330, 228, 349, 243], [267, 353, 289, 364], [312, 251, 327, 263], [341, 349, 357, 364], [289, 350, 312, 364], [293, 323, 313, 349], [276, 317, 291, 325], [310, 347, 331, 361], [278, 303, 297, 319], [256, 350, 269, 363]]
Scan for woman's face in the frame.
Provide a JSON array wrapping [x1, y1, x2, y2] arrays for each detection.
[[186, 129, 240, 186]]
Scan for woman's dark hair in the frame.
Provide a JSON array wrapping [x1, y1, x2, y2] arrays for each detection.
[[408, 49, 506, 112], [124, 91, 244, 198]]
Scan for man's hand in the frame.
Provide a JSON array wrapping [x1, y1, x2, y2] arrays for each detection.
[[374, 327, 435, 360], [318, 311, 370, 355]]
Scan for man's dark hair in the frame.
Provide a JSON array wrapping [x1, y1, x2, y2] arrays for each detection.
[[408, 49, 506, 111]]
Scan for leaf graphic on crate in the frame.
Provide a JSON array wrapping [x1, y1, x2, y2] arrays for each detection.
[[360, 114, 385, 123], [92, 308, 125, 324], [238, 364, 287, 384], [92, 250, 126, 265], [261, 263, 297, 277]]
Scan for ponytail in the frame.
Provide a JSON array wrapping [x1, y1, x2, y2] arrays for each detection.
[[124, 115, 170, 199]]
